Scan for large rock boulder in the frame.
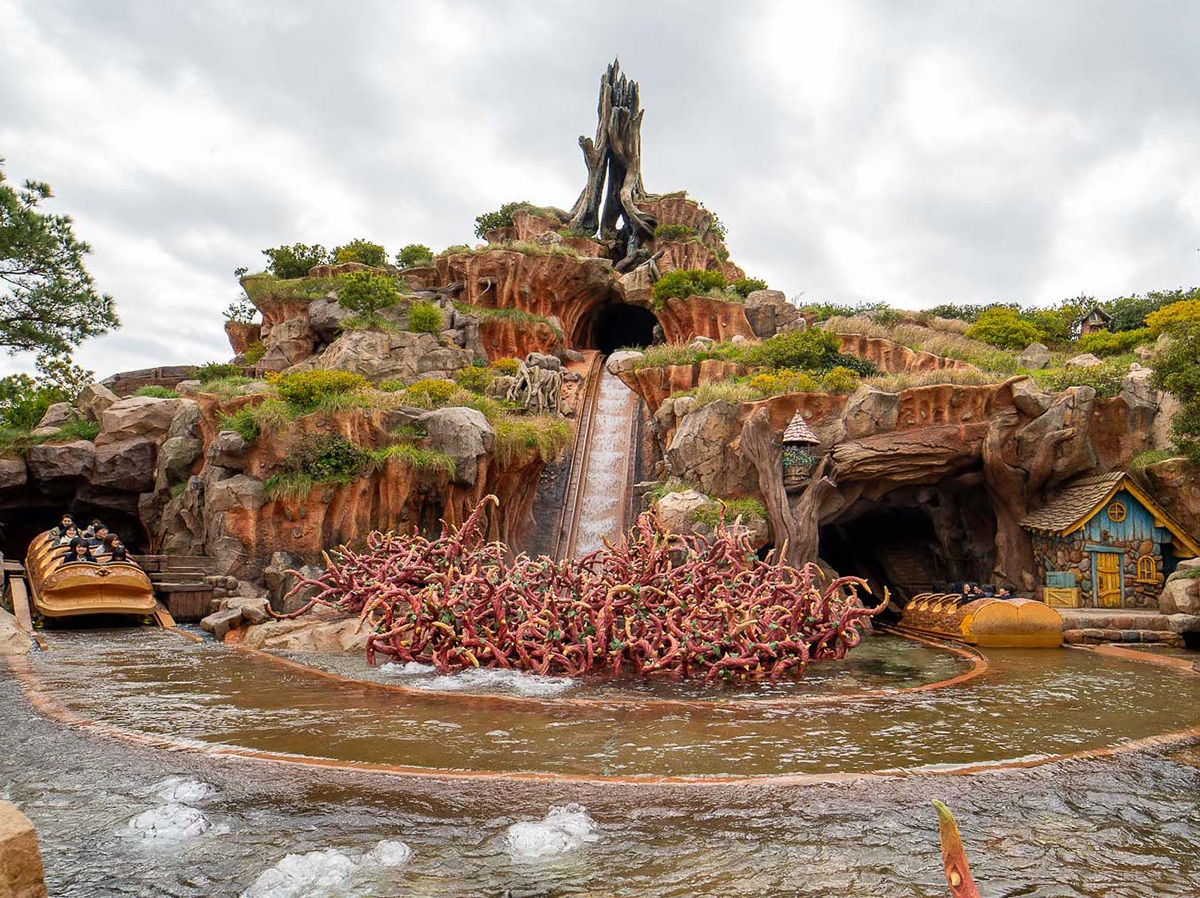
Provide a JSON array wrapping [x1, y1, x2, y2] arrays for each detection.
[[606, 350, 644, 376], [744, 289, 803, 339], [92, 437, 157, 492], [308, 296, 350, 342], [1160, 570, 1200, 615], [0, 609, 31, 656], [666, 400, 756, 497], [1017, 342, 1051, 370], [840, 386, 900, 441], [26, 441, 95, 481], [419, 407, 495, 488], [241, 612, 370, 653], [207, 430, 250, 470], [96, 397, 192, 446], [155, 436, 203, 488], [1010, 377, 1051, 417], [1138, 457, 1200, 535], [203, 474, 266, 577], [76, 382, 119, 422], [314, 329, 471, 384], [652, 488, 711, 533], [0, 456, 27, 491], [33, 402, 73, 435], [1066, 352, 1103, 368], [257, 316, 318, 372]]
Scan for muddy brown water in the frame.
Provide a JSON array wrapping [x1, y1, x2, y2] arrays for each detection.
[[3, 630, 1200, 895]]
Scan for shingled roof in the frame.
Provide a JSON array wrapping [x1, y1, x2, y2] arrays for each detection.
[[1020, 471, 1200, 556], [1020, 472, 1124, 532], [783, 412, 819, 445]]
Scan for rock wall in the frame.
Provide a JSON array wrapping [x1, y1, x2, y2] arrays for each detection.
[[834, 333, 979, 375], [655, 295, 756, 345]]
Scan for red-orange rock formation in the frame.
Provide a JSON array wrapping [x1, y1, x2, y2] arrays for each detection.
[[835, 333, 978, 374], [656, 295, 755, 344], [435, 250, 615, 348], [478, 318, 562, 361], [224, 321, 261, 356]]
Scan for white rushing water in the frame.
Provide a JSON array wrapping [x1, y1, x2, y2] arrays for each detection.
[[378, 662, 575, 697], [506, 803, 599, 859], [241, 839, 411, 898], [572, 368, 638, 556]]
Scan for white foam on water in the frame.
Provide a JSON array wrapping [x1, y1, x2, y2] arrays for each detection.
[[241, 839, 411, 898], [506, 803, 599, 859], [414, 667, 575, 698], [381, 661, 574, 697], [573, 369, 637, 556], [362, 839, 413, 868], [378, 661, 436, 677], [151, 776, 216, 804], [126, 803, 212, 844]]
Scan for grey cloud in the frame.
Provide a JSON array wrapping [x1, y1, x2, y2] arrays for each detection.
[[1, 0, 1198, 378]]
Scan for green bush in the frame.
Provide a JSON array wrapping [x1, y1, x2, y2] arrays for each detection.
[[1146, 299, 1200, 335], [293, 433, 368, 482], [408, 301, 444, 334], [653, 223, 697, 241], [1032, 360, 1127, 399], [261, 243, 330, 279], [803, 300, 892, 321], [473, 201, 559, 239], [399, 378, 458, 408], [691, 497, 767, 529], [335, 271, 401, 324], [745, 329, 840, 370], [396, 243, 434, 268], [820, 366, 861, 393], [243, 341, 266, 365], [493, 415, 573, 466], [369, 443, 456, 477], [455, 365, 496, 393], [1152, 321, 1200, 464], [194, 362, 242, 384], [201, 375, 252, 399], [332, 239, 387, 267], [1105, 289, 1199, 332], [1077, 328, 1152, 356], [965, 307, 1042, 349], [728, 277, 768, 298], [490, 357, 522, 376], [651, 269, 726, 308], [224, 296, 257, 323], [0, 376, 64, 431], [275, 369, 369, 409], [1129, 449, 1175, 472], [134, 386, 178, 398], [439, 243, 471, 257]]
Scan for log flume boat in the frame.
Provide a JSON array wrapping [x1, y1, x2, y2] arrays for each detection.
[[898, 594, 1063, 648], [24, 530, 163, 623]]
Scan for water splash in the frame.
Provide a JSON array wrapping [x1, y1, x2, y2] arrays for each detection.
[[241, 839, 411, 898], [126, 803, 212, 844], [380, 663, 574, 697], [506, 803, 599, 859], [151, 776, 216, 804]]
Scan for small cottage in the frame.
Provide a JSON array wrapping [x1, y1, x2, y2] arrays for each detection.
[[1020, 472, 1200, 608], [782, 412, 820, 492], [1079, 304, 1111, 335]]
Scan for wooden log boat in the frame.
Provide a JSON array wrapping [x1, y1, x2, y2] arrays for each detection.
[[24, 530, 157, 620], [898, 593, 1063, 648]]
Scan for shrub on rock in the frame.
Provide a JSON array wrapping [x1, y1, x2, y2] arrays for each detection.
[[335, 271, 401, 326], [965, 307, 1042, 349], [651, 269, 726, 308], [408, 301, 443, 334], [332, 239, 387, 267], [274, 369, 368, 409], [261, 243, 330, 279], [396, 243, 434, 268]]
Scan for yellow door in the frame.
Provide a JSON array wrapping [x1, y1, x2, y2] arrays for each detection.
[[1095, 552, 1123, 608]]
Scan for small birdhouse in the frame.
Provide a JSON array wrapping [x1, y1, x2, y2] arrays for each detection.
[[782, 412, 820, 491]]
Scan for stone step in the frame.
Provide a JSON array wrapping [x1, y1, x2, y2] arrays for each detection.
[[1058, 609, 1200, 633], [1064, 627, 1186, 646]]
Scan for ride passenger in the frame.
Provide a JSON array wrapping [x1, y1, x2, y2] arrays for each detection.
[[66, 538, 97, 564], [50, 514, 75, 538], [56, 525, 80, 547], [88, 524, 111, 548], [108, 542, 129, 563], [996, 586, 1012, 599]]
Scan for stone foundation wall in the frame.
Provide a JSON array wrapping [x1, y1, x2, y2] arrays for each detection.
[[1032, 532, 1163, 609]]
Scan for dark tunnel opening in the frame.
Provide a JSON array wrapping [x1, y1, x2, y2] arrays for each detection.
[[583, 303, 660, 355], [0, 497, 150, 561], [819, 481, 998, 604]]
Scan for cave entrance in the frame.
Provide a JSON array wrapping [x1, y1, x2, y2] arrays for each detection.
[[819, 481, 997, 603], [0, 499, 150, 560], [579, 303, 660, 355]]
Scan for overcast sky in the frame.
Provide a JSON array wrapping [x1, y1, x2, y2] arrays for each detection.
[[3, 0, 1199, 378]]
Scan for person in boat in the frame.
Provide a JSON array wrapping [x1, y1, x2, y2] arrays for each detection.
[[88, 524, 111, 549], [65, 538, 97, 564], [56, 525, 81, 547], [50, 514, 75, 538], [959, 582, 974, 601], [996, 586, 1013, 599], [107, 542, 129, 563]]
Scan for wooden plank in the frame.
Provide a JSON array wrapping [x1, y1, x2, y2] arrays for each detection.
[[7, 575, 34, 634], [156, 582, 213, 593]]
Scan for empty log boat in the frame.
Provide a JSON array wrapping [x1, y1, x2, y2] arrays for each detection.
[[899, 594, 1063, 648]]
